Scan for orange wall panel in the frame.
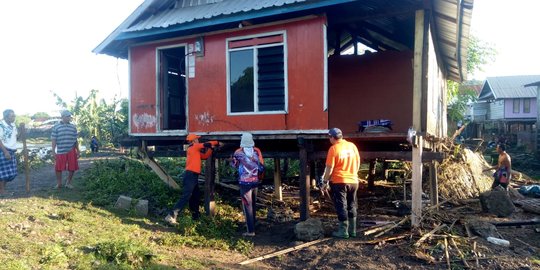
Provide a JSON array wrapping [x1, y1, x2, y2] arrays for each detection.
[[130, 47, 158, 134], [129, 16, 328, 135], [328, 51, 414, 134]]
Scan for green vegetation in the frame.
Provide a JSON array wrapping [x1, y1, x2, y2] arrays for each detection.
[[52, 89, 129, 147], [0, 158, 254, 269]]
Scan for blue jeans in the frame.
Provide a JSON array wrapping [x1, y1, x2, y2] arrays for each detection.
[[170, 170, 201, 220], [240, 184, 258, 233], [330, 183, 358, 221]]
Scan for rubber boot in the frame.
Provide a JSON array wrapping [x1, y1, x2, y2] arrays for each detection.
[[348, 217, 357, 238], [332, 220, 349, 239]]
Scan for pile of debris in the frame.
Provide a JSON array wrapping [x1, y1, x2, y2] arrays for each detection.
[[437, 147, 493, 201]]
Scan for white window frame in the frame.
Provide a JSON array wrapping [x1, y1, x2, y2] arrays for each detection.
[[226, 30, 288, 115]]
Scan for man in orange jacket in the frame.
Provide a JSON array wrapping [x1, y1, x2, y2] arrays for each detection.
[[321, 128, 360, 238], [165, 133, 223, 225]]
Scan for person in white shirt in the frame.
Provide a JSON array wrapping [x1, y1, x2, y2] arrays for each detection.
[[0, 109, 18, 195]]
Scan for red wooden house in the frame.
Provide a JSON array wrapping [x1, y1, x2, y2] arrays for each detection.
[[95, 0, 474, 223]]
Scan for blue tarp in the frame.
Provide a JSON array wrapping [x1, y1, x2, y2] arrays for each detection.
[[519, 185, 540, 197]]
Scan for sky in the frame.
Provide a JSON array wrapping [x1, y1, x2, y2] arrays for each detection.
[[0, 0, 144, 116], [0, 0, 538, 116]]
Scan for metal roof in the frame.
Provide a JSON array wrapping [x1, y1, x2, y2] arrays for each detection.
[[126, 0, 309, 32], [477, 75, 540, 100], [94, 0, 474, 82]]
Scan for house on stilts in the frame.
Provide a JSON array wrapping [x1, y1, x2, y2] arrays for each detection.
[[94, 0, 474, 225]]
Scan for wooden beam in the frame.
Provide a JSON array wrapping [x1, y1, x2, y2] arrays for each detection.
[[299, 143, 310, 221], [367, 160, 376, 190], [410, 9, 426, 228], [429, 161, 439, 206], [411, 136, 424, 227], [204, 153, 216, 216], [20, 124, 30, 193], [274, 158, 283, 201], [138, 146, 180, 190]]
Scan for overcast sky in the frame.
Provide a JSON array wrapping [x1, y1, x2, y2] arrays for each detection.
[[0, 0, 538, 116]]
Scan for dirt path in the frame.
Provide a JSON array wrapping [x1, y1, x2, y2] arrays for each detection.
[[4, 151, 118, 197]]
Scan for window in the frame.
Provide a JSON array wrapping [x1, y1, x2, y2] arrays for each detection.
[[524, 98, 531, 113], [513, 99, 520, 113], [227, 32, 286, 114]]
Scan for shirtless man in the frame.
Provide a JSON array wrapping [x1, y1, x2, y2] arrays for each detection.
[[485, 143, 512, 190]]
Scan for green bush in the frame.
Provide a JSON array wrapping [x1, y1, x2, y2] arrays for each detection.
[[93, 240, 153, 268], [79, 158, 254, 254]]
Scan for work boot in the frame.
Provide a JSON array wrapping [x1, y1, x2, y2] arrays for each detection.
[[348, 217, 357, 238], [164, 214, 178, 225], [332, 220, 349, 239]]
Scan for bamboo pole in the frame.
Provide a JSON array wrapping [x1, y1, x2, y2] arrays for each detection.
[[238, 238, 330, 265], [374, 216, 409, 238], [444, 236, 451, 270], [414, 224, 446, 247], [450, 237, 470, 268], [19, 123, 30, 193]]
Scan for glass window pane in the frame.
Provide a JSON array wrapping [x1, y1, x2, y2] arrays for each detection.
[[513, 99, 520, 113], [524, 99, 531, 113], [230, 49, 254, 113]]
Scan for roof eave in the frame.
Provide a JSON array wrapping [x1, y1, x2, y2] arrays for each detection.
[[95, 0, 357, 59]]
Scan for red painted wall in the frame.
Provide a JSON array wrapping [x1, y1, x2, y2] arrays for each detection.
[[328, 51, 414, 134], [130, 47, 158, 134], [129, 16, 328, 134]]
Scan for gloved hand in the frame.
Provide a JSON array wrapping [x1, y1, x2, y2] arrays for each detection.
[[318, 175, 329, 190]]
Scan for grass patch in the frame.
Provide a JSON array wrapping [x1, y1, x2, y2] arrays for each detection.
[[0, 157, 253, 269]]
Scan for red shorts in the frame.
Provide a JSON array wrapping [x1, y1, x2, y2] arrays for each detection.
[[55, 147, 79, 172]]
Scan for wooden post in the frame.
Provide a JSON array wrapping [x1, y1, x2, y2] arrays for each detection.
[[411, 9, 426, 228], [273, 158, 282, 201], [299, 143, 310, 221], [411, 136, 423, 227], [429, 161, 438, 207], [367, 159, 376, 190], [20, 123, 30, 193], [204, 153, 216, 216]]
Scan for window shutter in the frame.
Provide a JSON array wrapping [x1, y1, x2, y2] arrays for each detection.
[[258, 45, 285, 111]]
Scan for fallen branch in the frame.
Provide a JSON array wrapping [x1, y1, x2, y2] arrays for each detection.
[[444, 237, 451, 270], [491, 219, 540, 227], [357, 234, 408, 245], [515, 238, 538, 251], [473, 241, 479, 268], [363, 223, 394, 236], [238, 238, 331, 265], [450, 237, 470, 268], [464, 223, 473, 238], [374, 216, 409, 238], [414, 224, 447, 247]]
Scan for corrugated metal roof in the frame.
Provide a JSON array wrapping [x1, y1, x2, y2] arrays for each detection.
[[94, 0, 474, 82], [432, 0, 473, 82], [478, 75, 540, 100], [126, 0, 308, 32]]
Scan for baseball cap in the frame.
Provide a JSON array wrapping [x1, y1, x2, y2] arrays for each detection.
[[186, 133, 201, 141], [328, 128, 342, 138], [61, 110, 72, 117]]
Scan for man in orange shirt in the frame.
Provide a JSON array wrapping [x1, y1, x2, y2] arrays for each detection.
[[321, 128, 360, 238], [165, 133, 223, 225]]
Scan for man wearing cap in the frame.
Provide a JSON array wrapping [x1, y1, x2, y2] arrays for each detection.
[[165, 134, 223, 225], [51, 110, 80, 189], [321, 128, 360, 238]]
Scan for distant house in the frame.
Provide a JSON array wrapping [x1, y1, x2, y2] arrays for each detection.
[[524, 80, 540, 151], [473, 75, 540, 147]]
